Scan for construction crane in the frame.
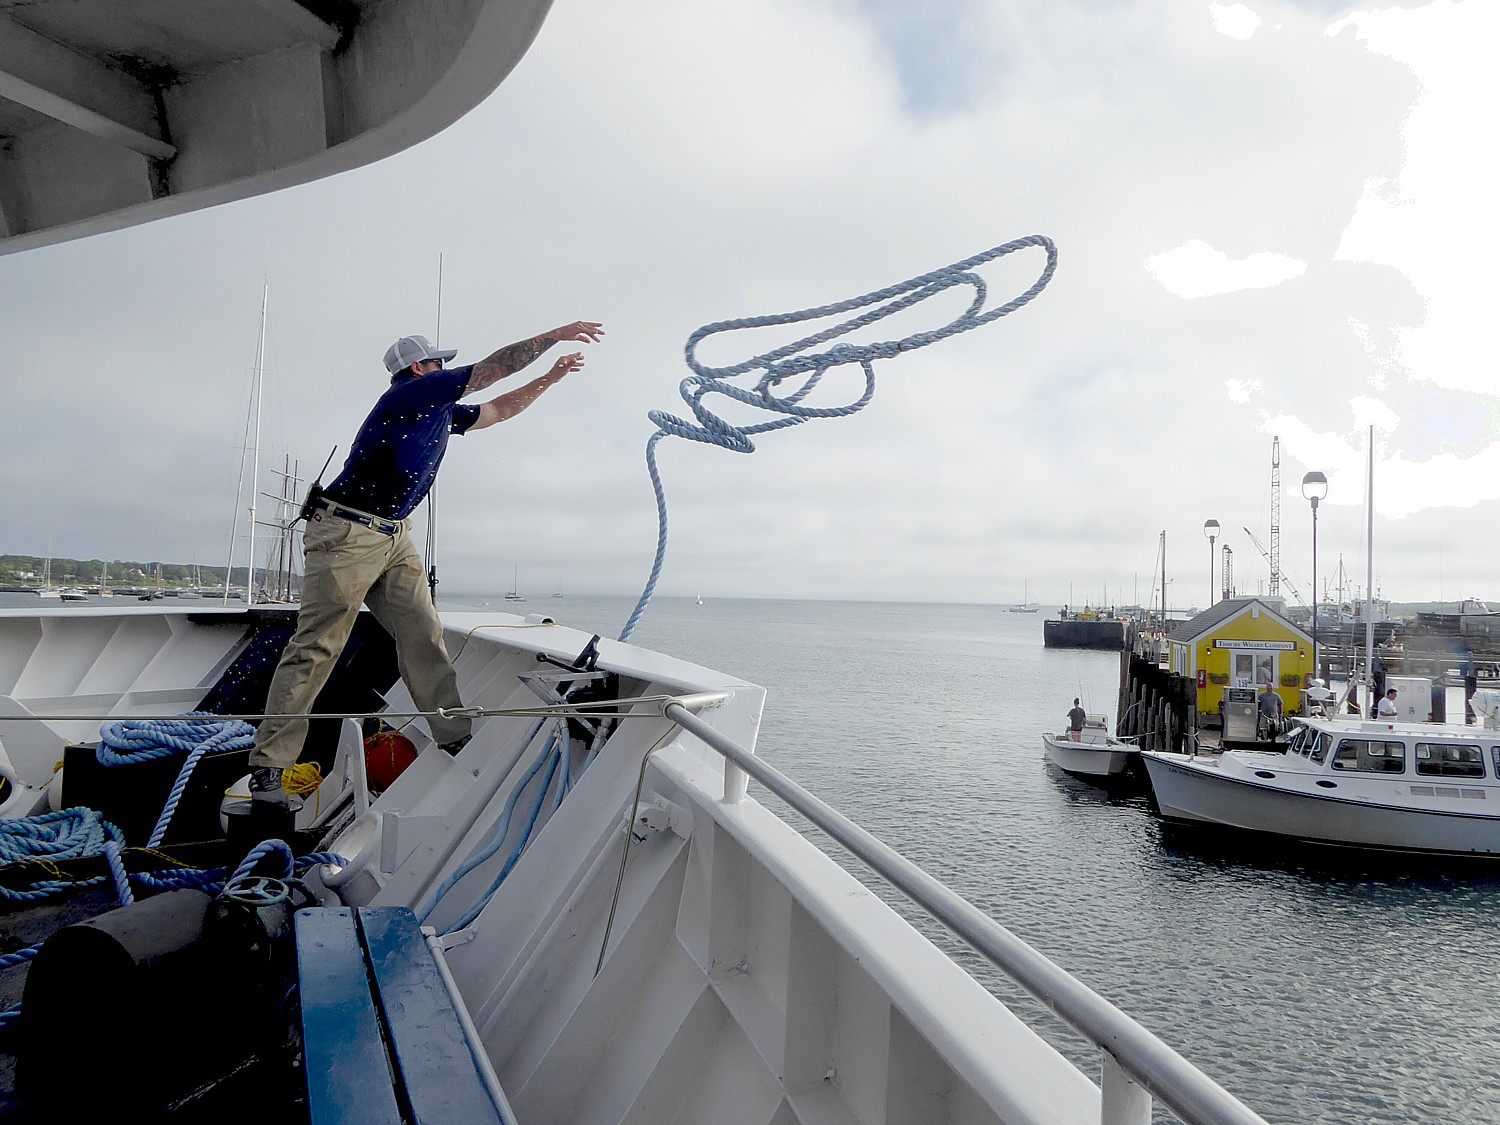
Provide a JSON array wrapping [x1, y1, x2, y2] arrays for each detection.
[[1269, 436, 1281, 597], [1243, 526, 1305, 607]]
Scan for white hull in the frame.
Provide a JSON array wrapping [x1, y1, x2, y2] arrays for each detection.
[[1141, 749, 1500, 855], [1042, 732, 1133, 777], [1, 603, 1187, 1125]]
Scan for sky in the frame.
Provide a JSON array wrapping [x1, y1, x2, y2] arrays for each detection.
[[2, 0, 1497, 612]]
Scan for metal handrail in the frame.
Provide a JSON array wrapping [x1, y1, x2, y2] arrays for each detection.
[[662, 700, 1270, 1125]]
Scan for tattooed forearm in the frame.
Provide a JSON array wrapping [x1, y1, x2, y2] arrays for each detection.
[[465, 334, 555, 394]]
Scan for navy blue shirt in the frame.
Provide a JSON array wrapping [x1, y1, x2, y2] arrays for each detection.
[[323, 365, 482, 520]]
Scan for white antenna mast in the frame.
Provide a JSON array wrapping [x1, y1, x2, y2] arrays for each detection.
[[247, 283, 268, 607], [426, 253, 444, 596]]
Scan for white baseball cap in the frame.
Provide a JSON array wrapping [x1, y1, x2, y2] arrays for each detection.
[[384, 334, 458, 374]]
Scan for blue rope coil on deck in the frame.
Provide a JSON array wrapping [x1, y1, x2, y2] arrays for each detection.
[[227, 838, 295, 884], [0, 807, 131, 904], [619, 234, 1057, 642], [97, 715, 256, 848], [0, 807, 133, 1031], [0, 827, 345, 1034]]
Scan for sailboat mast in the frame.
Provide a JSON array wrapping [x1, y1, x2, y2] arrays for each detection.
[[1161, 529, 1168, 630], [1364, 425, 1375, 701], [248, 284, 267, 607]]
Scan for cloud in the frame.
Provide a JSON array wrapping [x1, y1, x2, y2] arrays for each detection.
[[1145, 240, 1307, 298], [1210, 3, 1263, 41], [1, 0, 1496, 609], [1226, 378, 1262, 404]]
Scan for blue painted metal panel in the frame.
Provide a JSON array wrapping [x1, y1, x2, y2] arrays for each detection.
[[295, 908, 403, 1125], [358, 907, 504, 1124]]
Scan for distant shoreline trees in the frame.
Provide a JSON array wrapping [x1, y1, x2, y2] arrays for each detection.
[[0, 555, 251, 588]]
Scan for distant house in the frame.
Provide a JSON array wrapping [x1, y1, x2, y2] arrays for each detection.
[[1164, 597, 1315, 722]]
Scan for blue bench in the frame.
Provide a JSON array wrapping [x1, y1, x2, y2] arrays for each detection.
[[295, 906, 507, 1124]]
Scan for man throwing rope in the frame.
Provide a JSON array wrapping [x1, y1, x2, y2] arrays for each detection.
[[248, 320, 605, 807]]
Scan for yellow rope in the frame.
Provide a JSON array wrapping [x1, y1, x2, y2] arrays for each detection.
[[283, 762, 324, 814], [448, 620, 562, 665], [125, 846, 198, 870]]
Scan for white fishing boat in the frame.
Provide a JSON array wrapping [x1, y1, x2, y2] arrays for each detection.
[[1043, 716, 1137, 778], [1140, 702, 1500, 856]]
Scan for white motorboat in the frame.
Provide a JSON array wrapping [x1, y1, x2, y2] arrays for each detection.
[[1043, 716, 1137, 778], [1140, 711, 1500, 856]]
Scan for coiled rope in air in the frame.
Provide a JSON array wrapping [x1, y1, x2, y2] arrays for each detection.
[[619, 235, 1057, 643], [97, 715, 257, 848]]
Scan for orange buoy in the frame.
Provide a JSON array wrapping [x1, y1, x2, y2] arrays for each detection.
[[364, 729, 417, 790]]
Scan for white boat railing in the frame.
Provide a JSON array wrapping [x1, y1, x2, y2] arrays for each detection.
[[662, 699, 1269, 1125]]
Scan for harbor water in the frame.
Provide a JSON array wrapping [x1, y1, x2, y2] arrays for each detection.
[[506, 594, 1500, 1125], [4, 591, 1498, 1122]]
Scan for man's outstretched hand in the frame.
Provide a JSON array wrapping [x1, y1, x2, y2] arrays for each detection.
[[549, 352, 587, 379], [549, 321, 604, 345]]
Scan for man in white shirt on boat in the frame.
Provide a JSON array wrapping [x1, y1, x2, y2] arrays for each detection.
[[248, 321, 604, 808], [1377, 687, 1400, 721]]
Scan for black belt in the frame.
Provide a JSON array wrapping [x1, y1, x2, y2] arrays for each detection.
[[315, 499, 401, 536]]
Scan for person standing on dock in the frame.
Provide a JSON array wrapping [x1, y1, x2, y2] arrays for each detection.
[[1067, 698, 1087, 741], [1256, 682, 1283, 738], [248, 321, 605, 807]]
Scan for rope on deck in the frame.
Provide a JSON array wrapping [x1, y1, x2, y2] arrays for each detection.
[[96, 715, 257, 849]]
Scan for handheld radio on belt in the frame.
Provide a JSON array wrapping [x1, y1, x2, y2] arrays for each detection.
[[298, 447, 339, 522]]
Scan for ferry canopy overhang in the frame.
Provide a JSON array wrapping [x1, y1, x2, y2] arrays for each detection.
[[0, 0, 553, 256]]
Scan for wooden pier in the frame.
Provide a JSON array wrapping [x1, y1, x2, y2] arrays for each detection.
[[1115, 648, 1194, 752]]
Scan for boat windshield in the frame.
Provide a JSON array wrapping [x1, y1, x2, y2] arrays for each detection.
[[1286, 725, 1330, 763]]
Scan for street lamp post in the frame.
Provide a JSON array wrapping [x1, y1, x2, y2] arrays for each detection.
[[1302, 471, 1328, 682], [1203, 519, 1220, 607]]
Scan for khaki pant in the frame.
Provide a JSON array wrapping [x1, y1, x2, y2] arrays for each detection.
[[249, 511, 471, 770]]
